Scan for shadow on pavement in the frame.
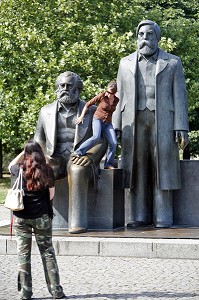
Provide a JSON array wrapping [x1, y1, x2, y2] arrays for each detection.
[[33, 291, 199, 299]]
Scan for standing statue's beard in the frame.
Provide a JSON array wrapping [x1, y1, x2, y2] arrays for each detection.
[[138, 40, 158, 56]]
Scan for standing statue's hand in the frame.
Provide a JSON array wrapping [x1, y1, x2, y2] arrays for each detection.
[[70, 155, 92, 166], [175, 130, 189, 150]]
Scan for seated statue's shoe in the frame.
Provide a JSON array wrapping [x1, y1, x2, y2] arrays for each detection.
[[68, 226, 86, 234], [127, 221, 148, 228]]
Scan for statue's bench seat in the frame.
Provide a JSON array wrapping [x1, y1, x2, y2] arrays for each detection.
[[52, 169, 124, 230]]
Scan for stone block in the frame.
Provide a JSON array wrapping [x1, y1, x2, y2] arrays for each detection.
[[100, 238, 153, 258], [7, 238, 17, 254], [58, 237, 100, 256], [53, 178, 69, 229], [0, 236, 7, 254], [88, 169, 124, 229], [173, 160, 199, 226], [153, 239, 199, 259]]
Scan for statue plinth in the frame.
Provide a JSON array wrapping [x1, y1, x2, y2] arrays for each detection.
[[173, 160, 199, 226], [52, 169, 124, 230]]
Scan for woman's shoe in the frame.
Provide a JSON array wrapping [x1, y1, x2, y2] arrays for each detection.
[[104, 166, 114, 169], [52, 291, 65, 299]]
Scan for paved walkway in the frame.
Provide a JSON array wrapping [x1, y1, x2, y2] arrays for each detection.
[[1, 205, 199, 299], [1, 254, 199, 300], [0, 204, 10, 227]]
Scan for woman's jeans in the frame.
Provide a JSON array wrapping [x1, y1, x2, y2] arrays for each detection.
[[76, 117, 117, 167], [14, 214, 63, 299]]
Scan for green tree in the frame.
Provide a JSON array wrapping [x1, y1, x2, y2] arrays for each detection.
[[0, 0, 198, 168]]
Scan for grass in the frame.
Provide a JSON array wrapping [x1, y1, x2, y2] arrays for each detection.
[[0, 174, 11, 205]]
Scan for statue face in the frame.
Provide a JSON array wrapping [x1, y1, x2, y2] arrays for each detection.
[[137, 24, 158, 56], [56, 75, 79, 104]]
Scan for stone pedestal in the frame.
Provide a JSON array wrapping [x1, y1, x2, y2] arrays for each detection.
[[53, 160, 199, 229], [88, 169, 124, 229], [52, 169, 124, 230], [173, 160, 199, 226], [125, 160, 199, 227], [52, 178, 69, 229]]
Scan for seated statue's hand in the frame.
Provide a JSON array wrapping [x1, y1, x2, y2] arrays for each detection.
[[175, 130, 189, 150], [71, 155, 92, 167]]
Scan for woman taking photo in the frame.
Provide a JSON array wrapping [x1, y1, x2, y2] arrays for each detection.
[[8, 140, 65, 300]]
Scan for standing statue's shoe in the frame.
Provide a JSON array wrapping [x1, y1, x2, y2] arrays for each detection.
[[68, 226, 86, 234], [154, 222, 172, 228], [127, 221, 148, 228]]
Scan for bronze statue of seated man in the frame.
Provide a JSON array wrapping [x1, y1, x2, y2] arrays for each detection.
[[34, 71, 107, 233]]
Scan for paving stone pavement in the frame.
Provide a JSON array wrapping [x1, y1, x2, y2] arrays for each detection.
[[0, 254, 199, 300], [0, 204, 11, 227], [1, 205, 199, 300]]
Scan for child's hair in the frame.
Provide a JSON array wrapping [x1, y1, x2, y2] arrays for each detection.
[[107, 79, 117, 94], [22, 140, 54, 191]]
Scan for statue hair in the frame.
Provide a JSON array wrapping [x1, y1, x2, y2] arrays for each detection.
[[136, 20, 161, 41], [55, 71, 84, 91]]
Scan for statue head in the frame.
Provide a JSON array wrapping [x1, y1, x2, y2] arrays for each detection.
[[55, 71, 84, 104], [136, 20, 161, 56]]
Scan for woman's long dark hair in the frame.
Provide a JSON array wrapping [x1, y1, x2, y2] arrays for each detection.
[[21, 140, 54, 191]]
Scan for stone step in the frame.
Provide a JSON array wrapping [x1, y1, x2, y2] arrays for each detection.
[[1, 236, 199, 260]]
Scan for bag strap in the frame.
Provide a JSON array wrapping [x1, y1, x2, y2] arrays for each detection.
[[10, 213, 14, 240], [18, 167, 23, 190], [12, 168, 23, 190]]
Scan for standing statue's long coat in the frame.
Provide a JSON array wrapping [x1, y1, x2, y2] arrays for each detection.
[[112, 48, 189, 190]]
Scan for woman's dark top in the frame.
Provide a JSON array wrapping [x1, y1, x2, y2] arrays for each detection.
[[11, 164, 55, 219]]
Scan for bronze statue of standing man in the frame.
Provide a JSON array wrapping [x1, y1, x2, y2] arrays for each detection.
[[113, 20, 189, 228]]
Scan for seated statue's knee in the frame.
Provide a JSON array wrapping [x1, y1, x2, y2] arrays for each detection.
[[68, 162, 90, 179]]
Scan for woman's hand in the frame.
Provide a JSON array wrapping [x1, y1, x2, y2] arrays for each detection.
[[75, 105, 88, 124], [75, 116, 84, 124]]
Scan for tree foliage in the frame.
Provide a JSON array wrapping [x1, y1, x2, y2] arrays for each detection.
[[0, 0, 198, 158]]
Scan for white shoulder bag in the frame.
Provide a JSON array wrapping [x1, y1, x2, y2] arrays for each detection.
[[4, 168, 24, 211]]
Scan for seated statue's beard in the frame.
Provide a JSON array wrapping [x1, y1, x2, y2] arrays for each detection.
[[58, 94, 78, 104]]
